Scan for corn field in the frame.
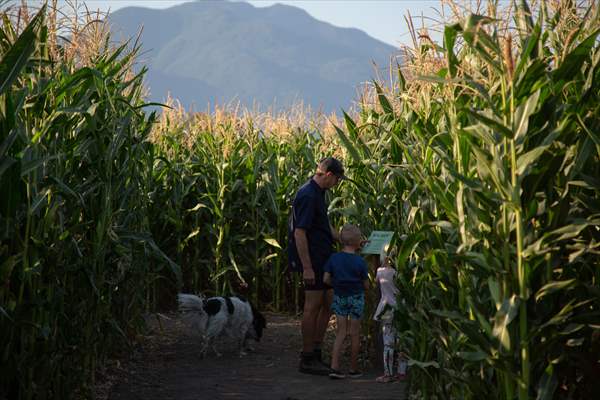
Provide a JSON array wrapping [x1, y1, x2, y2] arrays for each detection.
[[1, 0, 599, 399]]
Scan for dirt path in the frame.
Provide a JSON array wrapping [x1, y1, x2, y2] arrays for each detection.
[[103, 313, 407, 400]]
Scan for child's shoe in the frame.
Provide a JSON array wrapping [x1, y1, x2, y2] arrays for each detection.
[[347, 370, 363, 379], [376, 374, 394, 383], [395, 373, 407, 381], [329, 369, 346, 379]]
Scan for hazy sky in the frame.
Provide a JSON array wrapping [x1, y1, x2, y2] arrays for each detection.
[[59, 0, 452, 47]]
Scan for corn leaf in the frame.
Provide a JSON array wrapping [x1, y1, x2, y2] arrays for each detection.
[[492, 295, 520, 350], [535, 279, 577, 302], [0, 5, 45, 95]]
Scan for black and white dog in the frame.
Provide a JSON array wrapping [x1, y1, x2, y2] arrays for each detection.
[[177, 293, 266, 357]]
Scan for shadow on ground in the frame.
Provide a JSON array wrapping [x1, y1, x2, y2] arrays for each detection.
[[100, 313, 407, 400]]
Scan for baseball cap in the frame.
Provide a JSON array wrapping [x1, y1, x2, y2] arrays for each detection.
[[319, 157, 346, 180]]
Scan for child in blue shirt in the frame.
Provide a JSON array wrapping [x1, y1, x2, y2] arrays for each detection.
[[323, 224, 369, 379]]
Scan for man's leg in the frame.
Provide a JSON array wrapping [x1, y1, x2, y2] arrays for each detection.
[[299, 290, 330, 375], [302, 290, 323, 352], [314, 288, 333, 352]]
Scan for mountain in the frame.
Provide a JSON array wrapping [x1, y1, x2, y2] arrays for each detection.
[[108, 0, 399, 113]]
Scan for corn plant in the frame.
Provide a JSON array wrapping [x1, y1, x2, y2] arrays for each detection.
[[332, 1, 600, 398], [3, 1, 599, 399], [0, 4, 179, 398], [148, 107, 326, 310]]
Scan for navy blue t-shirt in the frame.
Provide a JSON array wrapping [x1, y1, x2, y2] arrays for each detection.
[[288, 178, 333, 272], [324, 252, 368, 296]]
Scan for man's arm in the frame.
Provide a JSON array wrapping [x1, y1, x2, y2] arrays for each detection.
[[323, 272, 332, 286], [294, 228, 314, 284]]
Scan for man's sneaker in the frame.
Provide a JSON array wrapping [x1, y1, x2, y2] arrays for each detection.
[[328, 369, 346, 379], [347, 370, 363, 379], [299, 353, 331, 376], [313, 348, 330, 368]]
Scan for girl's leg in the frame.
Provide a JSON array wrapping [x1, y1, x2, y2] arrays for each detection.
[[382, 322, 395, 377], [331, 315, 348, 371], [349, 318, 362, 372], [398, 350, 408, 377]]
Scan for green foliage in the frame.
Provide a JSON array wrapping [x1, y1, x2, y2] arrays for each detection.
[[148, 118, 322, 309], [331, 2, 600, 399], [0, 6, 173, 399], [2, 2, 599, 400]]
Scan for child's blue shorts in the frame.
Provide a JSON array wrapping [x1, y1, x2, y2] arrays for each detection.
[[331, 293, 365, 319]]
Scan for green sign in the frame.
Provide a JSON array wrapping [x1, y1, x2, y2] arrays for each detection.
[[361, 231, 395, 255]]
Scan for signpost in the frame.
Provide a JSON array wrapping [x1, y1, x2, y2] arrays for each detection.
[[361, 231, 395, 255]]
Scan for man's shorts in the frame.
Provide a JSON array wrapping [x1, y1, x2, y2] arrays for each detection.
[[300, 267, 332, 291], [331, 293, 365, 319], [296, 255, 332, 291]]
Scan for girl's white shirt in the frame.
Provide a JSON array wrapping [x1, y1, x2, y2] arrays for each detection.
[[374, 266, 399, 321]]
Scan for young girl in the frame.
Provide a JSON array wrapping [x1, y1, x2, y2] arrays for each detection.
[[323, 224, 369, 379], [374, 244, 407, 383]]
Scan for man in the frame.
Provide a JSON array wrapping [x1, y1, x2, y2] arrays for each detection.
[[288, 157, 346, 375]]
